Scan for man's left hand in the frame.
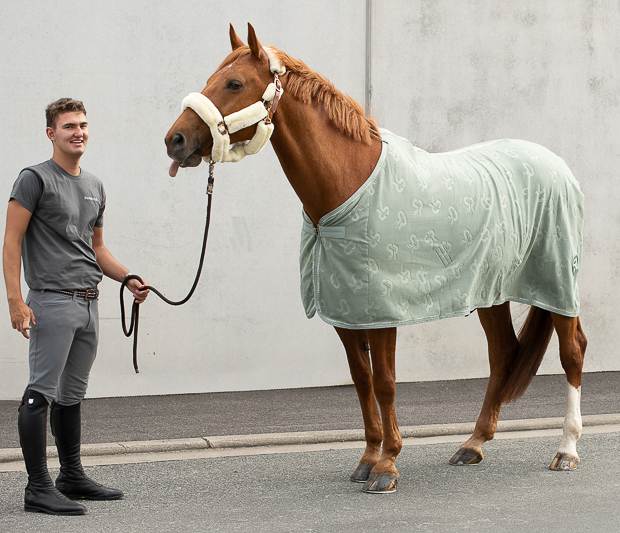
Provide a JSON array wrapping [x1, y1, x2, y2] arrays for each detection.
[[127, 278, 149, 303]]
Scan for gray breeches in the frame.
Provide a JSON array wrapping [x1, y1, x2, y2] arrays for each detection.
[[25, 290, 99, 405]]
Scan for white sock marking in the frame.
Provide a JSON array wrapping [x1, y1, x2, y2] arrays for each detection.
[[557, 383, 582, 458]]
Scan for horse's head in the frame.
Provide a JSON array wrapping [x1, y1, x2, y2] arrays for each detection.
[[165, 24, 284, 176]]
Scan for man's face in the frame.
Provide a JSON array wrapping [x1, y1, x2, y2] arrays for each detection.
[[46, 111, 89, 159]]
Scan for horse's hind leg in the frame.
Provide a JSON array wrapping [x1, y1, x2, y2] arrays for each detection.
[[335, 327, 383, 483], [450, 303, 519, 465], [549, 314, 587, 470]]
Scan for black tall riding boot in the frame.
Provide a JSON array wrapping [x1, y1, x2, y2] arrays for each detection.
[[18, 388, 86, 515], [50, 401, 123, 500]]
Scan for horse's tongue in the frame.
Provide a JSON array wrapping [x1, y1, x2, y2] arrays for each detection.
[[169, 160, 181, 177]]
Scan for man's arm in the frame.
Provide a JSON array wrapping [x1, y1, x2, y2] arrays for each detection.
[[92, 226, 149, 302], [3, 199, 35, 338]]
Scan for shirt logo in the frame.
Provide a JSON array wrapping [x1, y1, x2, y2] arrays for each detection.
[[84, 196, 99, 202]]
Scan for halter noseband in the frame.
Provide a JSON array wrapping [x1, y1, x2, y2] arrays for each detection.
[[181, 48, 285, 163]]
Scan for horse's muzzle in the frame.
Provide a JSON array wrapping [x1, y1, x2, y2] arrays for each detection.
[[165, 130, 206, 169]]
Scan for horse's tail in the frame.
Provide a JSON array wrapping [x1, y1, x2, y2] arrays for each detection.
[[501, 306, 555, 404]]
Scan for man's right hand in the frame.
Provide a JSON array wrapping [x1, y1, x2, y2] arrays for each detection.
[[4, 199, 35, 338], [8, 299, 35, 339]]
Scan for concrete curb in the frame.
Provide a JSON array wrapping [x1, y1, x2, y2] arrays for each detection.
[[2, 413, 619, 464]]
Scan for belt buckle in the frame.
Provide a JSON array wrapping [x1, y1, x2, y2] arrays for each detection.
[[84, 289, 98, 301]]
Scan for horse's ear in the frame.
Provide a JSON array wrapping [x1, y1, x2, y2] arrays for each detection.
[[229, 24, 245, 50], [247, 23, 266, 62]]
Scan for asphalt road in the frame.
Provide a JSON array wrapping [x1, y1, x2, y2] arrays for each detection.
[[1, 372, 619, 531], [1, 429, 619, 532]]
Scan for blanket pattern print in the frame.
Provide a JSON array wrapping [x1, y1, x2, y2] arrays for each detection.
[[300, 129, 584, 329]]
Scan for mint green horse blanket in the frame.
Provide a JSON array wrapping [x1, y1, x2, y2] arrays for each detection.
[[300, 129, 584, 329]]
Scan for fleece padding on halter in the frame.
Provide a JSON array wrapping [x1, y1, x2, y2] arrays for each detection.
[[180, 48, 285, 164], [300, 129, 584, 329], [181, 93, 274, 163], [181, 93, 228, 163]]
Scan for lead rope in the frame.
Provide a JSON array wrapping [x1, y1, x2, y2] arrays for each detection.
[[120, 160, 216, 373]]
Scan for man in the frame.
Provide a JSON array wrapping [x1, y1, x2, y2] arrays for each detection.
[[3, 98, 149, 515]]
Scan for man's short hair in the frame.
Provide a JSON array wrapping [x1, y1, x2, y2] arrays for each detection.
[[45, 98, 87, 129]]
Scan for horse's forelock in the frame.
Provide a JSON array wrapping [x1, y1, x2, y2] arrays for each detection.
[[217, 47, 248, 70], [214, 47, 271, 80]]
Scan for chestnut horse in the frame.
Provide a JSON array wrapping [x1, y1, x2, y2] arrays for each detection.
[[165, 24, 587, 493]]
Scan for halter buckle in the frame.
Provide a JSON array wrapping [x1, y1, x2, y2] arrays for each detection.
[[270, 75, 283, 115]]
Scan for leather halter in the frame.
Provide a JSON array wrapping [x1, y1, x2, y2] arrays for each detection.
[[181, 50, 285, 163]]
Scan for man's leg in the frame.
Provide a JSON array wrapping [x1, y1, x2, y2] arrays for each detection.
[[52, 298, 123, 500], [18, 290, 86, 514]]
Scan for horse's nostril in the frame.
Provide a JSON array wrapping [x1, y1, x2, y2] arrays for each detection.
[[172, 133, 185, 152]]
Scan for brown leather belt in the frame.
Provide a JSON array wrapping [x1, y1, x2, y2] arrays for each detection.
[[48, 289, 99, 301]]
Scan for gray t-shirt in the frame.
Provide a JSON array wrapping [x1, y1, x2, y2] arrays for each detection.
[[10, 159, 105, 290]]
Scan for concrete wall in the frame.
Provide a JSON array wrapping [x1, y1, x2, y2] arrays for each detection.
[[1, 1, 618, 400]]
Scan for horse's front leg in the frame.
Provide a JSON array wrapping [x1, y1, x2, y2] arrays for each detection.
[[335, 327, 383, 484], [363, 327, 401, 493]]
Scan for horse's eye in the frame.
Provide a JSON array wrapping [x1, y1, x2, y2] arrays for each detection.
[[227, 80, 243, 90]]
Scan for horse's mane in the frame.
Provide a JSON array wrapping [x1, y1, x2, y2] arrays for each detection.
[[218, 48, 380, 145]]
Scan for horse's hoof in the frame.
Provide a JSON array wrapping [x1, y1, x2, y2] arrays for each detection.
[[362, 471, 399, 494], [449, 447, 483, 465], [350, 462, 374, 483], [549, 452, 579, 471]]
